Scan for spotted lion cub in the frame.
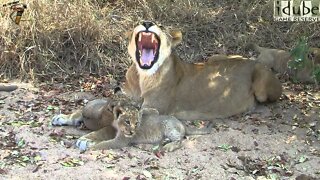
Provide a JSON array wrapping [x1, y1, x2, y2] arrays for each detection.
[[85, 107, 213, 152]]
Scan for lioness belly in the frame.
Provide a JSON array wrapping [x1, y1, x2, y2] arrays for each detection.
[[172, 61, 256, 120]]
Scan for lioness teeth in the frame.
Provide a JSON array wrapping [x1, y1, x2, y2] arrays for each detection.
[[138, 32, 158, 46], [139, 58, 152, 66], [151, 34, 155, 43], [139, 33, 142, 42], [142, 32, 152, 36]]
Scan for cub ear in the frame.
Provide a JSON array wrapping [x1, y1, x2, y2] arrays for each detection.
[[138, 108, 159, 119], [113, 105, 123, 119], [107, 100, 122, 112], [310, 47, 320, 55], [169, 29, 182, 47], [310, 48, 320, 64]]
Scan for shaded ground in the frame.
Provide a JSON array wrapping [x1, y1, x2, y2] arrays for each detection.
[[0, 79, 319, 179]]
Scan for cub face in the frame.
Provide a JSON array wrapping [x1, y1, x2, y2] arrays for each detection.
[[127, 21, 183, 75], [113, 106, 139, 137]]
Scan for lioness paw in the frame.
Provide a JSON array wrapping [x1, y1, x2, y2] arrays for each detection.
[[51, 114, 82, 126], [76, 138, 96, 151], [51, 114, 70, 126]]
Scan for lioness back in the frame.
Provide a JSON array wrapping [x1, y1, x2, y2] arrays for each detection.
[[171, 58, 257, 119]]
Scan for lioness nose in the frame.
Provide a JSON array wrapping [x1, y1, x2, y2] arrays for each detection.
[[142, 21, 154, 30]]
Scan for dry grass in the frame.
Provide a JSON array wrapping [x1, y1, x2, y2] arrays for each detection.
[[0, 0, 319, 81]]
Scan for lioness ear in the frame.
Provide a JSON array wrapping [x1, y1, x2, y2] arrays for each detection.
[[169, 29, 182, 47]]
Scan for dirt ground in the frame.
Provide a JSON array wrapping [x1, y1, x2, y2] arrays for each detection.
[[0, 79, 319, 180]]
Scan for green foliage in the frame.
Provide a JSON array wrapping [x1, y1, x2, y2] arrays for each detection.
[[217, 144, 232, 152], [288, 36, 309, 70]]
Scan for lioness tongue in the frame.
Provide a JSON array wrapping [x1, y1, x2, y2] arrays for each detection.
[[141, 49, 154, 65]]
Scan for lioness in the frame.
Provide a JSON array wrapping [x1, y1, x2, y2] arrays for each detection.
[[123, 21, 282, 121]]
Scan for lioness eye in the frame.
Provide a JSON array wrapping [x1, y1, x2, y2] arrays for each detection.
[[125, 120, 130, 125]]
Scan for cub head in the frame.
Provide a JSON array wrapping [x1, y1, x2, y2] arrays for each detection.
[[138, 108, 159, 120], [309, 47, 320, 64], [113, 105, 139, 137], [127, 21, 182, 75]]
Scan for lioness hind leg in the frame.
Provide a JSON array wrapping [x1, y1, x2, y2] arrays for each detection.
[[252, 64, 282, 103], [51, 109, 83, 126], [76, 126, 117, 151]]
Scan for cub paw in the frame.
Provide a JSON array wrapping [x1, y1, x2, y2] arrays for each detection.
[[51, 114, 70, 126], [76, 138, 96, 151]]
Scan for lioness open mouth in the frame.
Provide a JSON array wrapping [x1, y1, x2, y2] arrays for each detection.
[[135, 31, 160, 69]]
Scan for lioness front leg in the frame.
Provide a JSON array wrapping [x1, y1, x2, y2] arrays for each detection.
[[252, 64, 282, 102], [76, 126, 116, 151], [91, 137, 130, 150], [123, 64, 141, 100]]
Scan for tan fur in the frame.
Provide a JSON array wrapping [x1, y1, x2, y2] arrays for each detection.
[[124, 22, 282, 121], [247, 43, 320, 83], [123, 64, 141, 100]]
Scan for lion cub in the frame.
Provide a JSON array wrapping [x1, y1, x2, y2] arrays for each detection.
[[82, 107, 213, 152]]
